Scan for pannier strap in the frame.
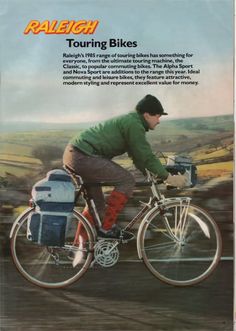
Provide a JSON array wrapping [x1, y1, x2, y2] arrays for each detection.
[[35, 187, 51, 192]]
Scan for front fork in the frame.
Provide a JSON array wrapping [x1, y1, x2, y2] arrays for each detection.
[[136, 197, 191, 259], [160, 198, 191, 244]]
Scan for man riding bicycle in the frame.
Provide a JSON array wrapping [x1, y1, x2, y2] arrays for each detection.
[[63, 94, 188, 265]]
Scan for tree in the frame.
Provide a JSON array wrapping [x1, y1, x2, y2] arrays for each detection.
[[32, 145, 64, 168]]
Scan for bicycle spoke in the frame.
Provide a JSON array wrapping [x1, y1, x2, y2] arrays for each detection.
[[144, 240, 176, 251]]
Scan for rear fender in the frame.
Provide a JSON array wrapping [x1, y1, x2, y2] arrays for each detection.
[[9, 207, 34, 238], [72, 209, 96, 241]]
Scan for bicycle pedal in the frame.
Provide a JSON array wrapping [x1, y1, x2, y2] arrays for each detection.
[[121, 234, 135, 243], [121, 239, 132, 244], [89, 259, 96, 268], [67, 250, 75, 261]]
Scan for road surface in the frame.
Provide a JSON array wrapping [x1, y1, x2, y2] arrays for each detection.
[[0, 256, 233, 331]]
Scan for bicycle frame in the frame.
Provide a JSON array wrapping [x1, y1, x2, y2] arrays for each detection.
[[64, 166, 193, 244], [64, 166, 162, 231], [9, 168, 191, 243]]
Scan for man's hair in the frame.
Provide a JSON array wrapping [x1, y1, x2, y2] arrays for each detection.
[[136, 94, 168, 116]]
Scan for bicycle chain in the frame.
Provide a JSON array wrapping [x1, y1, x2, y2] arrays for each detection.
[[47, 241, 85, 270]]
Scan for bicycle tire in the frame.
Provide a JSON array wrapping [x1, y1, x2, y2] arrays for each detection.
[[138, 202, 222, 286], [10, 208, 95, 289]]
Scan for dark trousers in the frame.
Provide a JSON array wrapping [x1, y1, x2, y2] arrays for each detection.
[[63, 145, 135, 220]]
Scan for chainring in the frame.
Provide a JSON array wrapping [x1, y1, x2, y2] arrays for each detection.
[[94, 240, 119, 267]]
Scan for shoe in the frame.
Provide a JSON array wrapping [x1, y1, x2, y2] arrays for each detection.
[[97, 224, 134, 241]]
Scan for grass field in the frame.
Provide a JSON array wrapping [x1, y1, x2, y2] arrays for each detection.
[[0, 154, 41, 164], [190, 144, 233, 161], [193, 149, 228, 160], [0, 164, 35, 177], [197, 161, 233, 178], [0, 143, 32, 157]]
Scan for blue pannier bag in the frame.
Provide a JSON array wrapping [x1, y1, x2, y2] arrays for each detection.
[[27, 169, 75, 246]]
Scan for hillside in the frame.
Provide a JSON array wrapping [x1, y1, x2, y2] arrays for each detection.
[[0, 114, 234, 179]]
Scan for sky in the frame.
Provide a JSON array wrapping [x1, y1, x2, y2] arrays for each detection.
[[0, 0, 234, 124]]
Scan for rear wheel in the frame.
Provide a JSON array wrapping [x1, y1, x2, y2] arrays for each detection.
[[10, 208, 95, 288], [139, 202, 222, 286]]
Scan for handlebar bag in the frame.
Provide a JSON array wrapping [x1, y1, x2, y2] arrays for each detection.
[[166, 156, 197, 187]]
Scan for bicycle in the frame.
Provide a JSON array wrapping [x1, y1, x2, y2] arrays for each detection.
[[10, 166, 222, 289]]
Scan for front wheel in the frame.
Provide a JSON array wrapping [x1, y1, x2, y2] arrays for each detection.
[[139, 202, 222, 286], [10, 208, 95, 288]]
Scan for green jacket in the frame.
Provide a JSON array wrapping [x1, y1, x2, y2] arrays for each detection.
[[70, 112, 169, 179]]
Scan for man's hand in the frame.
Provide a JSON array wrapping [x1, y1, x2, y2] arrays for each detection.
[[165, 173, 189, 188]]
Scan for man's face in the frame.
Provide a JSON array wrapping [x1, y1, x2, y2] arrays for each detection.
[[143, 112, 161, 130]]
